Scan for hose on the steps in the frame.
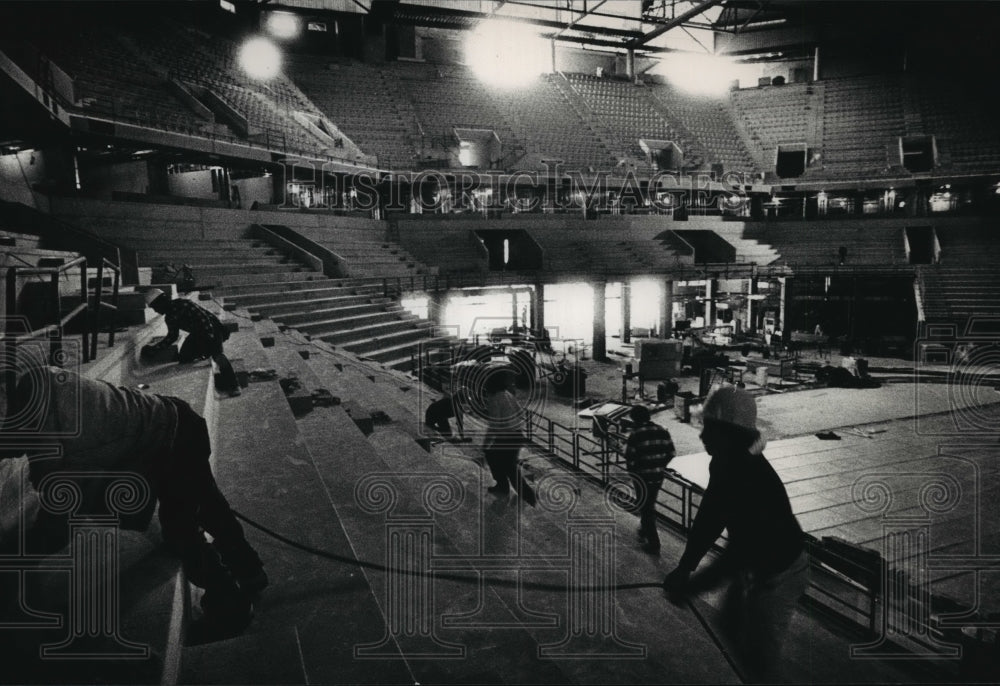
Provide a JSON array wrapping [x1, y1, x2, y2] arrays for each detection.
[[232, 508, 659, 592], [232, 509, 746, 682]]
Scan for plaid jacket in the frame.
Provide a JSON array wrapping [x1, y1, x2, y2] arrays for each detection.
[[624, 421, 675, 482], [164, 299, 224, 344]]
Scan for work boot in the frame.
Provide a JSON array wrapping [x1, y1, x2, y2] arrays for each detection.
[[215, 542, 268, 596], [192, 583, 254, 643]]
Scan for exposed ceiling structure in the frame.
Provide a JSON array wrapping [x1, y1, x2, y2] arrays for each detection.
[[261, 0, 808, 55]]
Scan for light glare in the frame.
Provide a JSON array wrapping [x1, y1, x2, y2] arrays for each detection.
[[657, 53, 741, 96], [466, 20, 547, 88], [239, 37, 282, 80], [266, 11, 301, 40]]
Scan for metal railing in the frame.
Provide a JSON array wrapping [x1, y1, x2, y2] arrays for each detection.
[[416, 344, 886, 647], [2, 257, 120, 366]]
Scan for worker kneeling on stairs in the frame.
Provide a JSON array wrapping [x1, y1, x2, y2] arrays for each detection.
[[0, 366, 267, 641], [143, 288, 241, 398]]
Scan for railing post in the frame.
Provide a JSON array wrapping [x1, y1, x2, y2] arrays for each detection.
[[600, 436, 609, 482], [50, 271, 65, 365], [108, 265, 120, 348], [547, 419, 554, 455], [91, 261, 103, 360], [5, 267, 18, 412], [572, 432, 580, 470]]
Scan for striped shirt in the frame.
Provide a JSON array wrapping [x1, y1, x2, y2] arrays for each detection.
[[624, 422, 675, 482]]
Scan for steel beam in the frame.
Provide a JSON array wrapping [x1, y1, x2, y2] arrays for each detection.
[[627, 0, 723, 48]]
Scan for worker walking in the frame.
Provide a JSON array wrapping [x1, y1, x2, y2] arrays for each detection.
[[623, 405, 675, 555]]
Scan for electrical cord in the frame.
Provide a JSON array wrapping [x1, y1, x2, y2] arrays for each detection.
[[231, 508, 745, 682], [232, 508, 659, 593]]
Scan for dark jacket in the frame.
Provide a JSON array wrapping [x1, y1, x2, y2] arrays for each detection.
[[678, 448, 804, 577]]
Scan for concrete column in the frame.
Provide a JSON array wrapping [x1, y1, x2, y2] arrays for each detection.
[[661, 279, 674, 338], [592, 281, 607, 361], [550, 39, 557, 74], [745, 276, 758, 331], [427, 290, 446, 325], [621, 281, 631, 345], [779, 277, 790, 333], [626, 49, 635, 80], [704, 279, 716, 328], [510, 288, 518, 329], [533, 283, 545, 335]]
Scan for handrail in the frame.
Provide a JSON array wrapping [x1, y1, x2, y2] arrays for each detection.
[[4, 261, 89, 366], [255, 223, 346, 278], [90, 257, 121, 358], [14, 254, 87, 275], [3, 254, 120, 368]]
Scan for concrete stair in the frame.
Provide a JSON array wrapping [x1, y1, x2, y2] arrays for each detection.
[[159, 306, 934, 685], [302, 313, 425, 344], [214, 270, 444, 374], [214, 280, 383, 302], [272, 298, 399, 325]]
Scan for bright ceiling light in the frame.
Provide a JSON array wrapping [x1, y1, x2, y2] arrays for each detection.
[[656, 52, 741, 96], [466, 19, 547, 88], [266, 11, 301, 40], [239, 37, 282, 80]]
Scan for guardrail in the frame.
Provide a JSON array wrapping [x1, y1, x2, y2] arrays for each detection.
[[2, 257, 120, 367], [415, 345, 901, 657]]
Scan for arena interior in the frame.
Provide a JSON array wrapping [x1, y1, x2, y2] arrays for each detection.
[[1, 0, 1000, 683]]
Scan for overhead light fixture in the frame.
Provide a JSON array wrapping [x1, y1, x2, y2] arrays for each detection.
[[239, 37, 282, 80], [266, 11, 301, 40]]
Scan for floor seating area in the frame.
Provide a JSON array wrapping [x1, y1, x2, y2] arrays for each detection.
[[492, 75, 618, 171], [730, 81, 818, 167], [821, 75, 905, 177], [910, 75, 1000, 173], [288, 55, 419, 170], [395, 219, 490, 276], [565, 73, 683, 168], [389, 62, 524, 168], [759, 221, 908, 268], [645, 82, 757, 174]]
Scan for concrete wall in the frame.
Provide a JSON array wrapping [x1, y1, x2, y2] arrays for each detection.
[[47, 196, 390, 244], [78, 160, 150, 199], [166, 169, 217, 200], [231, 176, 274, 208], [0, 150, 48, 208]]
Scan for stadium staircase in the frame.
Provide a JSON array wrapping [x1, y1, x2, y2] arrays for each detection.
[[918, 226, 1000, 330], [549, 73, 638, 171], [173, 302, 950, 685], [644, 82, 757, 174], [0, 240, 978, 685], [136, 235, 446, 374]]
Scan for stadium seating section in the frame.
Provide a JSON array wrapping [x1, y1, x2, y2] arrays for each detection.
[[4, 11, 999, 178]]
